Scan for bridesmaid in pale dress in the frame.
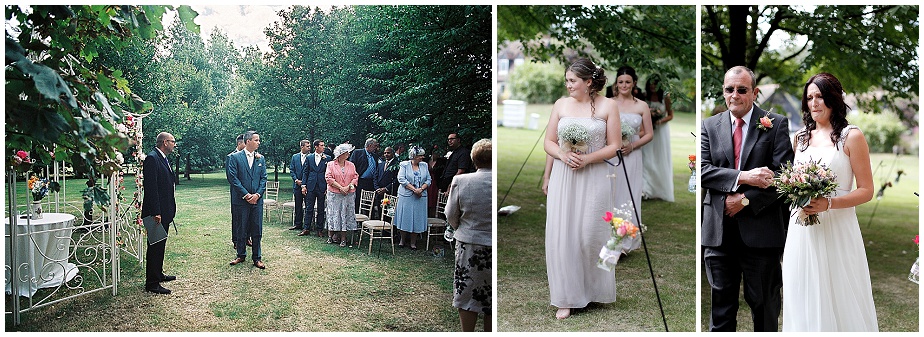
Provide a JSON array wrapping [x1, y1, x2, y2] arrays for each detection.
[[543, 58, 621, 320], [611, 66, 652, 252], [641, 74, 675, 202]]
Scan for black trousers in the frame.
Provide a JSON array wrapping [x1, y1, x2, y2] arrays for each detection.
[[703, 217, 783, 332], [292, 187, 305, 228], [355, 178, 374, 213], [145, 222, 169, 289]]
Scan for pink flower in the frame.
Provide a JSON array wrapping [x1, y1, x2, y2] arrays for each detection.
[[602, 211, 613, 222], [616, 226, 627, 237], [759, 116, 773, 129], [16, 151, 28, 160], [915, 235, 919, 245]]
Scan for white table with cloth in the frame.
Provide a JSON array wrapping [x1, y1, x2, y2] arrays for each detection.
[[5, 212, 79, 297]]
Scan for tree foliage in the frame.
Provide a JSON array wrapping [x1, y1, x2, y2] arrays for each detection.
[[702, 5, 919, 118], [507, 61, 566, 104], [498, 5, 696, 103], [5, 5, 198, 176]]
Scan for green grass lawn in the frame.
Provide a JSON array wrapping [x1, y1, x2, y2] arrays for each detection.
[[698, 152, 920, 331], [497, 103, 698, 331], [6, 172, 463, 331]]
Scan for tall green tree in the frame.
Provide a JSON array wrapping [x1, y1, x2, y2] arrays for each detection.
[[498, 5, 696, 102], [702, 5, 919, 118], [5, 5, 198, 176]]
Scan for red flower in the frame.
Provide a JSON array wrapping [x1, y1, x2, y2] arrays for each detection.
[[915, 235, 919, 245], [16, 150, 28, 160]]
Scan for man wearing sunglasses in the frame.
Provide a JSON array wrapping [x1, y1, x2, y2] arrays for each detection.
[[700, 66, 794, 332]]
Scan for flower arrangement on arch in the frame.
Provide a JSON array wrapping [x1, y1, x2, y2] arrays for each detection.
[[559, 123, 590, 154], [597, 207, 644, 272], [773, 159, 839, 226], [10, 150, 34, 172]]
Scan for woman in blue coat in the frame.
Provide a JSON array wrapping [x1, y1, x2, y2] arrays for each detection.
[[394, 146, 431, 250]]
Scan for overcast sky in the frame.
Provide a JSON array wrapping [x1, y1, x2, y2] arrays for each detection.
[[166, 5, 286, 53]]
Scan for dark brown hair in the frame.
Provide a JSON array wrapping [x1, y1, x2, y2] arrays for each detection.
[[797, 73, 850, 150]]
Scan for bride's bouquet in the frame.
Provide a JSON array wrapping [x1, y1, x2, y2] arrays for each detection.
[[597, 207, 643, 272], [773, 159, 839, 226], [559, 123, 589, 154]]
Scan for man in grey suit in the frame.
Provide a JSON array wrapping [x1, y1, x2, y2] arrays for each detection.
[[227, 131, 268, 269], [701, 66, 794, 331], [288, 140, 311, 231], [299, 139, 329, 237]]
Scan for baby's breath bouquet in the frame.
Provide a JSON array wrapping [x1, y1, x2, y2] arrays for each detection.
[[620, 122, 636, 144], [773, 159, 839, 226], [559, 123, 590, 154]]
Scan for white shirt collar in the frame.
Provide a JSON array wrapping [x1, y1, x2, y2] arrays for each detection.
[[156, 148, 167, 159], [730, 105, 754, 126]]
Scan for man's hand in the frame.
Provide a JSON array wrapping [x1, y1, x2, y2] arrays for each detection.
[[738, 167, 774, 189], [724, 193, 746, 217], [375, 187, 386, 194], [295, 179, 302, 186], [301, 186, 307, 195], [154, 215, 162, 223]]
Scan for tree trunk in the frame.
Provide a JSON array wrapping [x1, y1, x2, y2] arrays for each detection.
[[725, 5, 749, 71], [184, 153, 191, 180]]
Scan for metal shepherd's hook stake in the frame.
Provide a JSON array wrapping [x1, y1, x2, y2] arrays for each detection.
[[613, 149, 669, 332]]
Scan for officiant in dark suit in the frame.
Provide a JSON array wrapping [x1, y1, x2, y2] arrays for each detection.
[[227, 131, 268, 269], [701, 66, 794, 332], [299, 139, 330, 237], [349, 138, 379, 213], [288, 140, 311, 231], [141, 132, 178, 294]]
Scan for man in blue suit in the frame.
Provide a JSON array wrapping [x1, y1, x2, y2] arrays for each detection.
[[299, 139, 329, 237], [349, 138, 379, 213], [288, 140, 311, 231], [226, 131, 268, 269], [141, 132, 178, 294]]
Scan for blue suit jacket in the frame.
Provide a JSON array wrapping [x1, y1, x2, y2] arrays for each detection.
[[301, 152, 330, 192], [141, 148, 177, 227], [290, 152, 307, 193], [349, 148, 379, 188], [226, 150, 268, 206]]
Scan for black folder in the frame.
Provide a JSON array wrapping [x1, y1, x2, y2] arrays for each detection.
[[142, 216, 168, 245]]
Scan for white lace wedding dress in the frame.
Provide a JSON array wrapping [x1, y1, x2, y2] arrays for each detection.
[[782, 125, 878, 331]]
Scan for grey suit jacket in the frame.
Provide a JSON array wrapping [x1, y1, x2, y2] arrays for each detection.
[[445, 168, 492, 246], [700, 105, 794, 248]]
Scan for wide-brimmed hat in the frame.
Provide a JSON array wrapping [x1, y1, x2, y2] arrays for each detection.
[[333, 143, 354, 158]]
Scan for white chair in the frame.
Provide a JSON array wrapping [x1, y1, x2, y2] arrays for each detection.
[[358, 193, 395, 254], [353, 190, 376, 243], [262, 181, 280, 222], [426, 191, 450, 251]]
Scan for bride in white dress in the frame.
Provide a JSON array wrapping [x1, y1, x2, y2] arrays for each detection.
[[610, 66, 653, 254], [543, 58, 622, 320], [782, 73, 878, 331]]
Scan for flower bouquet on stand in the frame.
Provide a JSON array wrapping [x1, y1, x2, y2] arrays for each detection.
[[687, 154, 697, 193], [597, 207, 643, 272], [559, 123, 589, 154], [910, 235, 919, 284], [773, 159, 839, 226]]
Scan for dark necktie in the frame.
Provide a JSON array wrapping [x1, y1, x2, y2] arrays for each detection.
[[733, 117, 744, 169]]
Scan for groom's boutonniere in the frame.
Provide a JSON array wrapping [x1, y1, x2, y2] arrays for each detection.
[[255, 152, 263, 159], [757, 112, 774, 131]]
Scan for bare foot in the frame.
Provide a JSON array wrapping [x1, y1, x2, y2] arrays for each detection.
[[556, 308, 571, 319]]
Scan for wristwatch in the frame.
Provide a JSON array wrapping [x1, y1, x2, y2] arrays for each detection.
[[740, 196, 750, 206]]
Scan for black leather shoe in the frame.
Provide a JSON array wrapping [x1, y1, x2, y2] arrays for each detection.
[[145, 285, 171, 294], [288, 225, 301, 230], [161, 275, 177, 282]]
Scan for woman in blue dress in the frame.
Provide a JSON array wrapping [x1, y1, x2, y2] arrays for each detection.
[[394, 146, 432, 250]]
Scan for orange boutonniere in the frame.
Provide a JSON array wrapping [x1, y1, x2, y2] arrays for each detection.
[[757, 113, 774, 131]]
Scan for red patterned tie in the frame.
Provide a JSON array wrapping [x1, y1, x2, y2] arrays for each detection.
[[733, 118, 744, 169]]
